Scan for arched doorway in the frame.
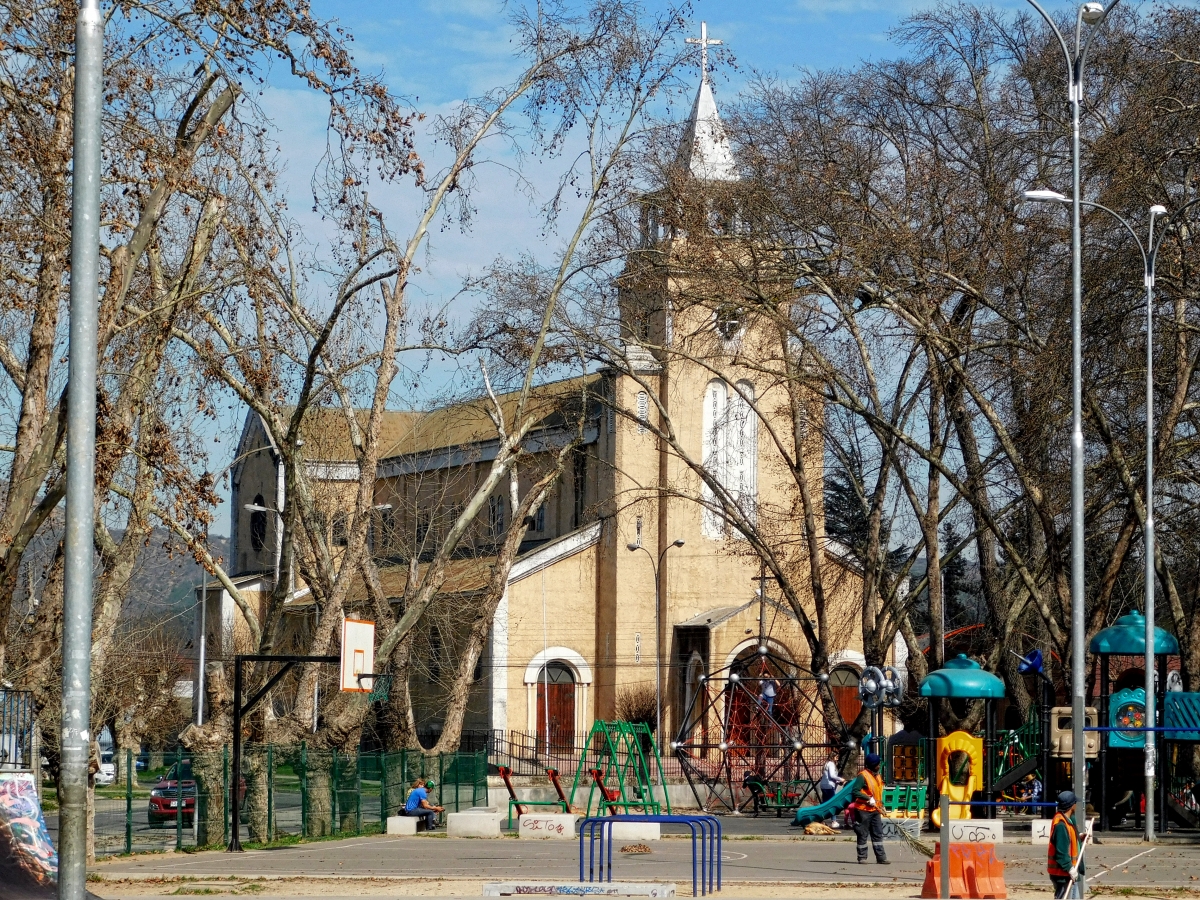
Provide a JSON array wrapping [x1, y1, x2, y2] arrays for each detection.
[[536, 662, 576, 752], [829, 666, 862, 730]]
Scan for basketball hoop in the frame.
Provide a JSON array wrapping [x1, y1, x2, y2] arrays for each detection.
[[357, 672, 393, 703], [340, 618, 375, 692]]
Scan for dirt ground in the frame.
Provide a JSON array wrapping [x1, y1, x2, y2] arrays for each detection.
[[86, 874, 1200, 899]]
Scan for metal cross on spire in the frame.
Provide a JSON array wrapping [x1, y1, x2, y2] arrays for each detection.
[[686, 21, 722, 80]]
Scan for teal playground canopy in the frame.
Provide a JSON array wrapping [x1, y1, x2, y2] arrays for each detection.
[[1088, 611, 1179, 656], [919, 654, 1006, 699]]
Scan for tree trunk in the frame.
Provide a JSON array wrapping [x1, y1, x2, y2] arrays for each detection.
[[305, 763, 333, 837], [244, 746, 269, 843]]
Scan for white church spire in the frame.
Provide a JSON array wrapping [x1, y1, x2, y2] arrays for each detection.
[[678, 22, 738, 182]]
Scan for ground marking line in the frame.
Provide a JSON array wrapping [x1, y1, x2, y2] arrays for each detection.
[[1091, 846, 1156, 881]]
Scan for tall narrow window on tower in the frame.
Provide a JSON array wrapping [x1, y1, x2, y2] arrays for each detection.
[[572, 450, 588, 529], [701, 380, 728, 538], [636, 391, 649, 433], [730, 381, 758, 529], [249, 493, 267, 553]]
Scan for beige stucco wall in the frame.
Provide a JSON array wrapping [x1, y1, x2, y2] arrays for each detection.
[[505, 538, 601, 736]]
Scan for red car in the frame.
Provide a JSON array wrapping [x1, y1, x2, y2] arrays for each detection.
[[147, 760, 195, 827], [147, 760, 245, 827]]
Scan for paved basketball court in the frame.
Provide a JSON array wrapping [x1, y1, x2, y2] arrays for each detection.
[[87, 831, 1200, 898]]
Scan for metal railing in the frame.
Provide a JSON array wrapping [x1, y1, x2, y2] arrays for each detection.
[[488, 729, 686, 779], [0, 690, 35, 770]]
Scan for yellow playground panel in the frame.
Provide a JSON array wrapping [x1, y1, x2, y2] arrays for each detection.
[[931, 730, 983, 826]]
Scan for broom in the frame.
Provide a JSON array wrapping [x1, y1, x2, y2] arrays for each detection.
[[894, 820, 936, 858]]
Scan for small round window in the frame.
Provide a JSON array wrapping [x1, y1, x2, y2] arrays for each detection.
[[715, 305, 743, 340]]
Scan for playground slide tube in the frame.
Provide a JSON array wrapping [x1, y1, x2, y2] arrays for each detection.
[[791, 782, 857, 828]]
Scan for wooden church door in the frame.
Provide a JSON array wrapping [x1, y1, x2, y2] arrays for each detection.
[[536, 662, 576, 752]]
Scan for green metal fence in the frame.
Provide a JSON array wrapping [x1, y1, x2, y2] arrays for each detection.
[[80, 746, 487, 856]]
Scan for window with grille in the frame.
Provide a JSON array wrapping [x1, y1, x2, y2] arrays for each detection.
[[636, 391, 649, 433]]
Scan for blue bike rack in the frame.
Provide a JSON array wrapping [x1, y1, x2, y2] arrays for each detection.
[[578, 814, 722, 896]]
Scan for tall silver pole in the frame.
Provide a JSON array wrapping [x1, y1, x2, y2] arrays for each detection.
[[1068, 17, 1094, 900], [61, 1, 104, 897], [654, 565, 662, 743], [1143, 211, 1159, 842], [196, 585, 207, 726]]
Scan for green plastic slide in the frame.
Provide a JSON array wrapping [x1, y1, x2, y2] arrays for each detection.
[[791, 781, 857, 827]]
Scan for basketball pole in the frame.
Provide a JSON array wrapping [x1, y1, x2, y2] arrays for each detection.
[[228, 655, 337, 851]]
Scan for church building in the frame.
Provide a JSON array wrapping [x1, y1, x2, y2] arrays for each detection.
[[210, 35, 896, 749]]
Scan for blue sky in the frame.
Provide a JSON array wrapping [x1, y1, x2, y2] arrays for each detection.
[[210, 0, 1039, 533], [311, 0, 1030, 105]]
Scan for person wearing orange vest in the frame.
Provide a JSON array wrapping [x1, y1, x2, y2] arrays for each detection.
[[848, 752, 888, 864], [1048, 790, 1085, 898]]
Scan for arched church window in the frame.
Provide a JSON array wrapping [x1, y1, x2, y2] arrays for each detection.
[[729, 381, 758, 529], [701, 379, 727, 539], [714, 304, 743, 341], [250, 494, 267, 553], [636, 391, 649, 433]]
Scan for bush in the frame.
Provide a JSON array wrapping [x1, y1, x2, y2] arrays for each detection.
[[614, 684, 658, 732]]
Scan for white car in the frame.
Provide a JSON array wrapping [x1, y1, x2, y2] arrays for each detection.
[[95, 761, 116, 786]]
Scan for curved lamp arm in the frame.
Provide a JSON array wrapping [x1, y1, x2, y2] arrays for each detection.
[[1023, 0, 1073, 77], [1078, 1, 1123, 82], [1150, 195, 1200, 262], [1078, 198, 1149, 276]]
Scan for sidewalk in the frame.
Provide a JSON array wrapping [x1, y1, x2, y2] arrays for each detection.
[[88, 831, 1200, 897]]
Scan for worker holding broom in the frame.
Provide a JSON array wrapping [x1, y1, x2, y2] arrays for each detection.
[[1048, 790, 1087, 898], [848, 752, 889, 865]]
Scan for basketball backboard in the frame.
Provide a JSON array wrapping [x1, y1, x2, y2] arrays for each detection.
[[341, 618, 375, 692]]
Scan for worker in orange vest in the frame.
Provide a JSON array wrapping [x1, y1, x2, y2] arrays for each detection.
[[849, 752, 888, 865], [1048, 790, 1085, 898]]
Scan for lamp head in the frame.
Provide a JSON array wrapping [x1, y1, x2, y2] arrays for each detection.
[[244, 503, 270, 513], [626, 542, 640, 552], [1080, 2, 1106, 25], [1023, 188, 1069, 203], [672, 538, 686, 547], [1150, 205, 1167, 217]]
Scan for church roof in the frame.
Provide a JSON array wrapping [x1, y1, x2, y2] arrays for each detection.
[[676, 76, 738, 182], [275, 373, 602, 465]]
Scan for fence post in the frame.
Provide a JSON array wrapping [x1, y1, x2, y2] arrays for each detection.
[[124, 748, 132, 855], [223, 744, 230, 848], [267, 744, 274, 843], [331, 747, 339, 835], [300, 743, 308, 838], [175, 746, 183, 851], [439, 753, 449, 812], [379, 751, 387, 827], [355, 746, 362, 835]]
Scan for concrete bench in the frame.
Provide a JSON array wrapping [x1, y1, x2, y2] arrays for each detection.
[[448, 807, 504, 838], [385, 815, 420, 835], [518, 813, 577, 839]]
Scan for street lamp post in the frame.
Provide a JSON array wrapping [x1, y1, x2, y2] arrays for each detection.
[[1024, 190, 1200, 842], [1020, 3, 1118, 872], [627, 537, 685, 741]]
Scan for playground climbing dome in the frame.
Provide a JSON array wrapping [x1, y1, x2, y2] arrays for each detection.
[[670, 644, 850, 813]]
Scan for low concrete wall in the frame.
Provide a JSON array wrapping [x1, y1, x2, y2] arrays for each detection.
[[518, 813, 577, 839]]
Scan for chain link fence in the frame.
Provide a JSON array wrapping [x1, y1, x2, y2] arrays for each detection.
[[75, 746, 486, 856]]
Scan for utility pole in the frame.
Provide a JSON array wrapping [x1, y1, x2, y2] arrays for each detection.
[[60, 1, 104, 897]]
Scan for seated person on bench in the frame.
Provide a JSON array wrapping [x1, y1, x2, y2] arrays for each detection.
[[405, 777, 444, 830]]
